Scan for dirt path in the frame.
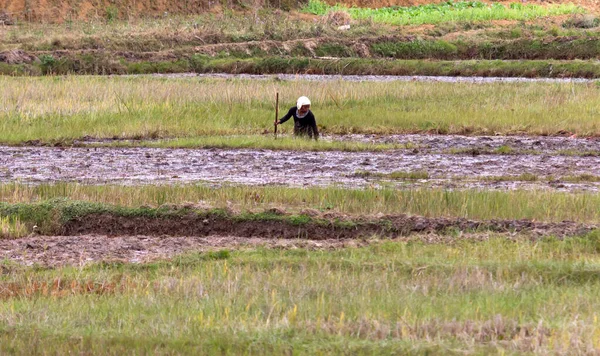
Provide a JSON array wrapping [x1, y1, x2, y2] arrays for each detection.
[[1, 141, 599, 190]]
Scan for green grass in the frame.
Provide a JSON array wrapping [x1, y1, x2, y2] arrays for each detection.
[[483, 173, 539, 182], [354, 170, 430, 180], [2, 184, 600, 224], [0, 198, 352, 235], [2, 237, 600, 353], [96, 135, 409, 151], [2, 76, 600, 145], [562, 174, 600, 182], [481, 173, 600, 183], [370, 38, 600, 60], [0, 216, 27, 239], [7, 54, 600, 78], [303, 0, 584, 25]]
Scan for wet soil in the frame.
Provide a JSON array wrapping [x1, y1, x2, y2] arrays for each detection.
[[1, 140, 599, 191], [167, 73, 596, 84], [0, 235, 372, 266], [0, 218, 593, 267], [331, 133, 600, 153], [0, 49, 36, 64], [0, 200, 597, 267], [62, 212, 595, 239]]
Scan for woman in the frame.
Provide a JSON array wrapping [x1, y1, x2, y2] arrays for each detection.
[[275, 96, 319, 140]]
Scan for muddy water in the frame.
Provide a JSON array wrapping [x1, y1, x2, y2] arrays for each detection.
[[78, 133, 600, 154], [158, 73, 596, 83], [1, 144, 599, 191], [329, 134, 600, 154]]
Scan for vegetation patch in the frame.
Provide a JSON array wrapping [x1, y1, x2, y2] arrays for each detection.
[[2, 184, 600, 224], [0, 197, 595, 238], [303, 0, 584, 25], [562, 14, 600, 28], [370, 38, 600, 60], [3, 76, 600, 144], [3, 236, 600, 353], [5, 56, 600, 79], [94, 136, 408, 152], [483, 173, 539, 182], [353, 170, 430, 180], [561, 174, 600, 182]]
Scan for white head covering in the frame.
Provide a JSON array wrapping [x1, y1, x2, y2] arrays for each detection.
[[297, 96, 311, 110]]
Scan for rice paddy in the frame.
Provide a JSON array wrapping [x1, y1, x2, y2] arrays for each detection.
[[1, 76, 600, 145], [2, 0, 600, 352]]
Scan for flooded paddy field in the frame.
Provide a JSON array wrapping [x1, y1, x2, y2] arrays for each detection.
[[7, 10, 600, 354], [1, 74, 600, 268], [2, 131, 598, 266], [1, 134, 599, 191], [165, 73, 597, 84], [331, 133, 600, 153]]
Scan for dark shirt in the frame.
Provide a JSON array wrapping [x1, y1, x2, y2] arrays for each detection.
[[278, 107, 319, 139]]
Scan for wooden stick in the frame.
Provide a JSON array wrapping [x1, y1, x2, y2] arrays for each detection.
[[274, 92, 279, 139]]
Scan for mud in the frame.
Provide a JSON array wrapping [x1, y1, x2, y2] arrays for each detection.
[[0, 234, 374, 266], [163, 73, 596, 84], [0, 202, 597, 267], [0, 50, 38, 64], [1, 142, 599, 191], [62, 212, 596, 239], [330, 133, 600, 153], [2, 216, 596, 267]]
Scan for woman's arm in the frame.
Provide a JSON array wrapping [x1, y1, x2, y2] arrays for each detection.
[[278, 107, 295, 124]]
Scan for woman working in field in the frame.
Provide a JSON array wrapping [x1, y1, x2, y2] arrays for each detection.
[[275, 96, 319, 140]]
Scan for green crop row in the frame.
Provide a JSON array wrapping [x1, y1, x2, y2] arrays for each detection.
[[304, 0, 584, 25]]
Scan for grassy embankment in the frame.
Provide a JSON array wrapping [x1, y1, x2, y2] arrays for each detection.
[[0, 182, 599, 237], [2, 183, 597, 354], [8, 57, 600, 78], [2, 237, 600, 353], [1, 76, 600, 147], [2, 2, 600, 76]]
